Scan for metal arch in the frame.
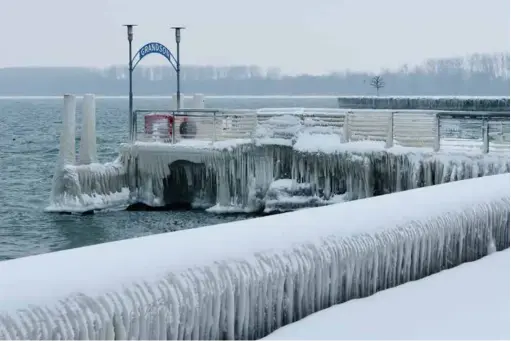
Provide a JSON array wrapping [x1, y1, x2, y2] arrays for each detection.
[[131, 42, 178, 71]]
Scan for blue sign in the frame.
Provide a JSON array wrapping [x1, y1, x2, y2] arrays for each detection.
[[132, 42, 177, 70]]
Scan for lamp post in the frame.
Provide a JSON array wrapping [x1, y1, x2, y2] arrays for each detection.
[[171, 26, 185, 111], [123, 24, 137, 141]]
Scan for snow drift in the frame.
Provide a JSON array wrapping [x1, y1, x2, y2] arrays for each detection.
[[1, 174, 509, 340], [264, 249, 510, 340]]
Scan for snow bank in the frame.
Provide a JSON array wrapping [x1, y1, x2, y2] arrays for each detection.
[[1, 174, 509, 340], [264, 249, 510, 340]]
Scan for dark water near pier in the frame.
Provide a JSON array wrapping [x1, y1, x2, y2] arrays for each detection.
[[0, 96, 339, 261]]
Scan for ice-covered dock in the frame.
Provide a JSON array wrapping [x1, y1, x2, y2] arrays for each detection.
[[48, 94, 510, 213]]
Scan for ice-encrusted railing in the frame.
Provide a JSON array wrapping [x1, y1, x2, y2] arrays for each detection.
[[134, 108, 510, 154], [2, 174, 509, 340]]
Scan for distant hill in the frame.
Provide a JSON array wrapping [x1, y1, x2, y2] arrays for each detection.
[[0, 52, 508, 96]]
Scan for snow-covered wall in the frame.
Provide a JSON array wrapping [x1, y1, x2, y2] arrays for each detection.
[[336, 96, 510, 112], [2, 174, 509, 340]]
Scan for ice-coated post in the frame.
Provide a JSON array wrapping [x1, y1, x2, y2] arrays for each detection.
[[78, 94, 97, 164], [433, 114, 441, 152], [171, 93, 184, 144], [213, 111, 217, 143], [482, 119, 490, 153], [342, 111, 351, 142], [192, 93, 205, 109], [385, 112, 394, 148], [59, 94, 77, 165], [171, 93, 184, 110]]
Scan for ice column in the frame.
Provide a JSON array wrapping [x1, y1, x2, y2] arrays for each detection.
[[78, 94, 97, 164], [192, 93, 205, 109], [59, 94, 77, 166]]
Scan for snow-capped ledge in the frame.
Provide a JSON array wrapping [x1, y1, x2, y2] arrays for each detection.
[[0, 174, 509, 340]]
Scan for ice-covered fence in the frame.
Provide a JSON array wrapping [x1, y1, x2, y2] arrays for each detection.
[[136, 108, 349, 143], [437, 112, 510, 154], [391, 111, 437, 148], [135, 108, 509, 154], [2, 174, 509, 340], [344, 111, 390, 143], [135, 109, 259, 142]]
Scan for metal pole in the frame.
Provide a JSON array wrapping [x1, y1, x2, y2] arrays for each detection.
[[172, 27, 185, 111], [124, 24, 136, 141]]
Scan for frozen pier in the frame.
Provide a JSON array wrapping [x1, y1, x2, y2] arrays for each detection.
[[2, 174, 509, 340], [48, 94, 510, 212]]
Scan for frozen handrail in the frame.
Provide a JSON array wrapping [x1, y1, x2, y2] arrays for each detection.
[[1, 174, 509, 340], [133, 108, 510, 154]]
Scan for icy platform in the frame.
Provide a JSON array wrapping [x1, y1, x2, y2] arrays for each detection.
[[47, 95, 510, 212], [121, 136, 510, 212]]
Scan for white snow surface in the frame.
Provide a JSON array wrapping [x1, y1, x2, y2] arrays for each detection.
[[264, 249, 510, 340], [2, 174, 509, 340]]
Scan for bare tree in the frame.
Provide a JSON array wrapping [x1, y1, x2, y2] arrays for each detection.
[[370, 75, 385, 96]]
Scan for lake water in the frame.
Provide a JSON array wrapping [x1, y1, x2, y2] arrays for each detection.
[[0, 96, 339, 261]]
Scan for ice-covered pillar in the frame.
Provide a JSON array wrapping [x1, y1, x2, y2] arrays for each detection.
[[342, 111, 351, 142], [191, 93, 205, 109], [385, 112, 394, 148], [59, 94, 77, 166], [171, 93, 184, 110], [433, 114, 441, 152], [481, 119, 490, 154], [78, 94, 97, 164]]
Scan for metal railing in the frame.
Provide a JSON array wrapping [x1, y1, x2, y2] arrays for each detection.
[[132, 108, 510, 154]]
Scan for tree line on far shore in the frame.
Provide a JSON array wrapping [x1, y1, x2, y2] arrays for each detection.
[[0, 52, 508, 96]]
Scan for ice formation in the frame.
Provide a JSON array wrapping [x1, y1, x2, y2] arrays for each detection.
[[2, 174, 509, 340], [78, 94, 98, 165], [47, 160, 128, 212], [48, 94, 129, 212], [48, 93, 509, 213], [264, 249, 510, 340], [117, 109, 509, 211], [121, 139, 509, 212]]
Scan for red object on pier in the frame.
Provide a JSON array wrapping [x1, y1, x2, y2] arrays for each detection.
[[144, 113, 193, 139], [144, 114, 174, 136]]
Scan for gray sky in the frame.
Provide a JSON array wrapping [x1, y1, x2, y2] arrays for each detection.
[[1, 0, 509, 74]]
